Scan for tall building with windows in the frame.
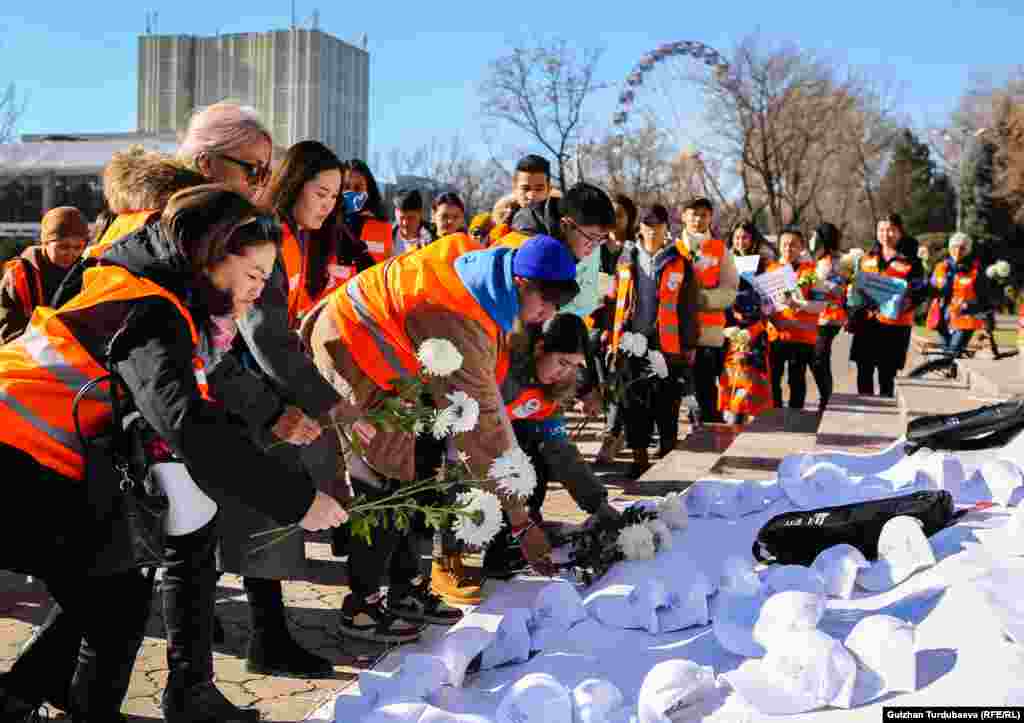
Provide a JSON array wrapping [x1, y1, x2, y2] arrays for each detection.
[[137, 28, 369, 159]]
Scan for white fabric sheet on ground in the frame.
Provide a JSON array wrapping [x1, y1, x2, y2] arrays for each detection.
[[307, 452, 1024, 721]]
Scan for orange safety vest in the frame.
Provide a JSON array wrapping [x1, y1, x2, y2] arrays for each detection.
[[328, 233, 493, 391], [361, 218, 394, 264], [611, 241, 689, 355], [0, 265, 209, 480], [815, 255, 849, 326], [767, 261, 819, 345], [497, 230, 531, 250], [859, 252, 916, 326], [926, 259, 984, 332], [280, 224, 357, 329], [718, 320, 773, 417], [678, 236, 728, 332], [85, 210, 161, 260], [2, 258, 44, 316], [505, 386, 559, 422]]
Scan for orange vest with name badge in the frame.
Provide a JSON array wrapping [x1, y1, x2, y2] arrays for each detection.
[[926, 259, 983, 331], [611, 242, 689, 355], [280, 224, 357, 329], [678, 236, 727, 332]]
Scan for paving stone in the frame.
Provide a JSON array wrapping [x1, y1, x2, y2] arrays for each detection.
[[242, 676, 314, 700]]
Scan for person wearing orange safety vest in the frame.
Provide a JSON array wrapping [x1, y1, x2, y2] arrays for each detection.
[[301, 232, 579, 640], [483, 314, 619, 579], [267, 141, 375, 329], [849, 213, 928, 398], [608, 204, 700, 478], [919, 232, 992, 375], [676, 197, 739, 425], [766, 228, 827, 411], [0, 187, 344, 720], [810, 222, 848, 413], [341, 158, 393, 263], [0, 207, 89, 343]]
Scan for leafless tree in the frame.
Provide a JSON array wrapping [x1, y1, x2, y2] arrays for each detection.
[[700, 36, 893, 236], [387, 135, 507, 216], [0, 82, 28, 144], [480, 38, 604, 194]]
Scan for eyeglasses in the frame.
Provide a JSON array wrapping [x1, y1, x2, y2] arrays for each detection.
[[219, 154, 271, 187], [566, 219, 611, 247]]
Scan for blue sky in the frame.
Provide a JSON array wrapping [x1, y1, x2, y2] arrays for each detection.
[[3, 0, 1022, 176]]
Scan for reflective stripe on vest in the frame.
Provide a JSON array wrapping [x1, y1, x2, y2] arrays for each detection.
[[767, 261, 819, 345], [85, 210, 160, 260], [927, 259, 983, 332], [610, 253, 688, 354], [280, 224, 355, 329], [3, 258, 43, 316], [328, 233, 489, 391], [0, 265, 207, 480], [361, 218, 394, 263], [860, 254, 915, 326], [678, 236, 727, 330], [505, 386, 559, 421]]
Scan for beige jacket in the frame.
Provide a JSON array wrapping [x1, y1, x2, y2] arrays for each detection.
[[680, 231, 740, 348], [302, 297, 527, 520]]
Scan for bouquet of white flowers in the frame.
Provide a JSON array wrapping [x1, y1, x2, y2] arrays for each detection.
[[252, 339, 533, 553]]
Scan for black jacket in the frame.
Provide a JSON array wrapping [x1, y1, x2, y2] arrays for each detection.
[[57, 223, 315, 526]]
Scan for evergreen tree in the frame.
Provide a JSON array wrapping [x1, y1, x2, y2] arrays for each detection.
[[878, 128, 956, 235]]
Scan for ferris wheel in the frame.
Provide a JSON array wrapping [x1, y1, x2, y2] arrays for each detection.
[[611, 40, 730, 153]]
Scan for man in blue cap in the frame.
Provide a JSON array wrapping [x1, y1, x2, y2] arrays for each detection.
[[302, 232, 579, 639]]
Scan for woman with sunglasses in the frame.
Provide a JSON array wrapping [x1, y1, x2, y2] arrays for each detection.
[[0, 186, 346, 722]]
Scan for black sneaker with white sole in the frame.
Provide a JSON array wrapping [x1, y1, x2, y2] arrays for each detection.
[[386, 577, 464, 626], [335, 595, 425, 644]]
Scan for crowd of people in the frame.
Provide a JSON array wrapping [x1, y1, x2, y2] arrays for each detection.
[[0, 99, 998, 722]]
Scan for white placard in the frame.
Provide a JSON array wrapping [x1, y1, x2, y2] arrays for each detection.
[[735, 254, 761, 277], [751, 266, 799, 314]]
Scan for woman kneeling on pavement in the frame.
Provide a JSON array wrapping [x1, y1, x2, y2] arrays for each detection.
[[484, 313, 621, 578], [0, 186, 346, 722]]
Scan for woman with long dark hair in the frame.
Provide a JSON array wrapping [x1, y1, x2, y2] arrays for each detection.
[[849, 213, 927, 397], [268, 141, 374, 328], [0, 187, 345, 721]]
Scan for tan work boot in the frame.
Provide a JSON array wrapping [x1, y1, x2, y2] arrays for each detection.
[[595, 431, 626, 464], [430, 553, 482, 606]]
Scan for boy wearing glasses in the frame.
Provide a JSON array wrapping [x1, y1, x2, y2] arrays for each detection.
[[0, 206, 89, 342], [608, 204, 700, 477]]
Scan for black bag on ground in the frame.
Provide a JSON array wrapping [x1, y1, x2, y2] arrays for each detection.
[[905, 397, 1024, 452], [73, 373, 169, 576], [752, 491, 958, 566]]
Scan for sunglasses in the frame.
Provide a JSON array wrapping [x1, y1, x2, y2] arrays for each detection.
[[219, 154, 271, 187]]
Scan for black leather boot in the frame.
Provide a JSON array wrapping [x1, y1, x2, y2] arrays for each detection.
[[161, 680, 260, 723], [243, 577, 333, 679]]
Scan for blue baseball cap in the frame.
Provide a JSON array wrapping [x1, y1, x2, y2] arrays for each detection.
[[511, 234, 577, 282]]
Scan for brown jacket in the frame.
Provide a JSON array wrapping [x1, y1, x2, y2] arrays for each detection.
[[0, 246, 72, 343], [302, 295, 521, 511]]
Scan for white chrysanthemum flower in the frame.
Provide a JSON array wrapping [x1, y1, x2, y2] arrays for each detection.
[[453, 488, 503, 547], [618, 331, 636, 356], [488, 446, 538, 498], [645, 518, 674, 552], [618, 524, 656, 561], [412, 418, 427, 436], [629, 332, 649, 357], [431, 407, 457, 439], [988, 260, 1012, 280], [848, 248, 865, 260], [417, 338, 463, 377], [656, 491, 689, 531], [444, 390, 480, 434], [647, 350, 669, 379]]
